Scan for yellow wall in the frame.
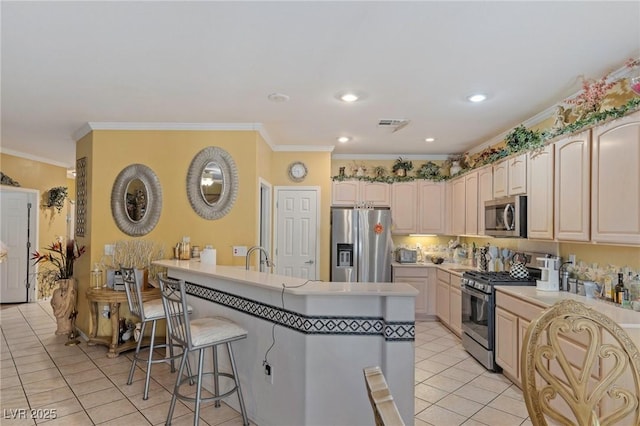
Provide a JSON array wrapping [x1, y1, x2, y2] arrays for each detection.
[[1, 153, 76, 297]]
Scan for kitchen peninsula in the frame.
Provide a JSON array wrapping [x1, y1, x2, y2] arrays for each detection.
[[153, 259, 417, 426]]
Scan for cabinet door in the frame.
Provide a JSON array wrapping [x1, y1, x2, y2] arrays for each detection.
[[516, 318, 530, 384], [591, 111, 640, 245], [449, 277, 462, 337], [555, 131, 591, 241], [451, 177, 466, 235], [493, 160, 508, 199], [331, 181, 360, 206], [528, 145, 554, 240], [495, 306, 519, 381], [445, 181, 453, 235], [465, 171, 479, 235], [392, 266, 429, 318], [508, 154, 527, 195], [391, 182, 418, 234], [361, 182, 391, 207], [436, 280, 450, 325], [477, 166, 493, 235], [417, 181, 445, 234]]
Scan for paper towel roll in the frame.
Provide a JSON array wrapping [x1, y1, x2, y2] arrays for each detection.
[[200, 248, 216, 265]]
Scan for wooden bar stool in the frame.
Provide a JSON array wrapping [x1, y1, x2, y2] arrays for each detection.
[[158, 276, 249, 426]]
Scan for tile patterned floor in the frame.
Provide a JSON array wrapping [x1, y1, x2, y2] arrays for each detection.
[[1, 302, 532, 425]]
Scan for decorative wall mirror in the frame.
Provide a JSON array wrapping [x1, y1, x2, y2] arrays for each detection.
[[111, 164, 162, 236], [186, 147, 238, 220]]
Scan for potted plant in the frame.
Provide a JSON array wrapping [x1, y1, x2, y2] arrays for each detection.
[[505, 125, 542, 154], [392, 157, 413, 177], [46, 186, 68, 212], [32, 238, 85, 335]]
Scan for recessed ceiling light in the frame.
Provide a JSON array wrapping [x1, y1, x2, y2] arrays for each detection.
[[467, 93, 487, 103], [337, 136, 351, 143], [267, 92, 290, 102], [425, 137, 435, 143], [335, 90, 367, 103]]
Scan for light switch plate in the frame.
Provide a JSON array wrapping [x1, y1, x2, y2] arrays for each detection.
[[104, 244, 115, 256], [233, 246, 247, 257]]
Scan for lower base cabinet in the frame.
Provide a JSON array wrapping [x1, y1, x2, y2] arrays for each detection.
[[435, 269, 462, 337], [392, 266, 436, 320]]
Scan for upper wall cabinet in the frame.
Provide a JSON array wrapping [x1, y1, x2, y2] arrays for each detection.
[[465, 171, 479, 235], [493, 154, 527, 199], [331, 181, 390, 207], [417, 181, 446, 234], [450, 176, 466, 235], [591, 111, 640, 245], [477, 166, 493, 236], [391, 181, 418, 234], [554, 131, 591, 242], [527, 145, 554, 240]]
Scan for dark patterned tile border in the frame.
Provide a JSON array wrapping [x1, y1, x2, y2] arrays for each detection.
[[183, 280, 414, 342]]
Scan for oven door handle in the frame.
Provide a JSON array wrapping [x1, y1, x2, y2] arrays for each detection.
[[462, 285, 490, 302]]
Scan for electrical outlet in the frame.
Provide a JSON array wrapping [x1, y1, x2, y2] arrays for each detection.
[[264, 363, 273, 384], [233, 246, 247, 257], [568, 254, 576, 264]]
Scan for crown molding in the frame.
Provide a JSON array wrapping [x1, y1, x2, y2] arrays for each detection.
[[273, 145, 335, 152], [0, 148, 73, 169], [332, 153, 450, 161]]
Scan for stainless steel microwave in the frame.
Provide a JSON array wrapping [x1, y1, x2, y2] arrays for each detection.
[[484, 195, 527, 238]]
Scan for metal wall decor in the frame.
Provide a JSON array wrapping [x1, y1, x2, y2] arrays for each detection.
[[111, 164, 162, 236], [186, 146, 239, 220], [75, 157, 87, 237]]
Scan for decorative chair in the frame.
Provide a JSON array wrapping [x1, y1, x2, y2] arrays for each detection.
[[363, 366, 405, 426], [158, 276, 249, 426], [521, 299, 640, 426], [121, 267, 185, 400]]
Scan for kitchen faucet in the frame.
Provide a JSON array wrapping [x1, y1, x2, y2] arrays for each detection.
[[245, 246, 274, 272]]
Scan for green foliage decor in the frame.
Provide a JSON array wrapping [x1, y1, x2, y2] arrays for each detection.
[[331, 97, 640, 184]]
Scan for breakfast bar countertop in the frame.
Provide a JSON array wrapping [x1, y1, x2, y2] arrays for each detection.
[[153, 259, 418, 297], [495, 285, 640, 328]]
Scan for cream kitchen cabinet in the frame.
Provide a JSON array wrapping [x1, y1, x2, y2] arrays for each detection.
[[391, 181, 418, 234], [591, 110, 640, 245], [477, 166, 493, 235], [464, 171, 479, 235], [435, 268, 461, 337], [495, 290, 545, 386], [436, 269, 450, 326], [493, 153, 527, 199], [450, 176, 466, 235], [331, 180, 391, 207], [527, 145, 554, 240], [417, 181, 446, 234], [392, 265, 436, 320], [554, 131, 591, 241]]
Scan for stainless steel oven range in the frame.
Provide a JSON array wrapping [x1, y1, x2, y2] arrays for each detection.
[[461, 269, 540, 372]]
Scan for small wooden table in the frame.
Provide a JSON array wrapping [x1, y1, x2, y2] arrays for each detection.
[[86, 287, 161, 358]]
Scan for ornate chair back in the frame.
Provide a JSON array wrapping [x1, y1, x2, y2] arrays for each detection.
[[363, 366, 405, 426], [158, 276, 191, 350], [521, 299, 640, 426], [121, 267, 144, 319]]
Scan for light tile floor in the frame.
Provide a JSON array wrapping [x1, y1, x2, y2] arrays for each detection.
[[1, 302, 532, 425]]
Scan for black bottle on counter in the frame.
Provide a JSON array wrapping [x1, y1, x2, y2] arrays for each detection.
[[615, 273, 624, 304]]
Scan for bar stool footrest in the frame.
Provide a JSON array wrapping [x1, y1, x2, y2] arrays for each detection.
[[132, 343, 184, 365], [174, 372, 238, 404]]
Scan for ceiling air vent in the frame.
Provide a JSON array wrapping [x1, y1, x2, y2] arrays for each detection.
[[377, 119, 410, 133]]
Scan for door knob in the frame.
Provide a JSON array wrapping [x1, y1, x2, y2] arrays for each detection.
[[304, 260, 315, 264]]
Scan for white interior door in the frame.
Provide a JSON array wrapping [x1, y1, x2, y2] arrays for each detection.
[[1, 188, 38, 303], [275, 187, 319, 280]]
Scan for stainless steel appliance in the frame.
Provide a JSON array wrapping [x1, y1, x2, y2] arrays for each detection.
[[395, 248, 417, 264], [484, 195, 527, 238], [330, 207, 392, 282], [461, 263, 541, 371]]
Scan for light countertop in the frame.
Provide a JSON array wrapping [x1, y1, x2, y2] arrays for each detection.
[[495, 285, 640, 328], [154, 259, 418, 297]]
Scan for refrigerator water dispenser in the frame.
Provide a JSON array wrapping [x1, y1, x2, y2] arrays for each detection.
[[337, 243, 353, 267]]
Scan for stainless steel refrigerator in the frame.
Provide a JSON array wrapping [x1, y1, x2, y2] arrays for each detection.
[[330, 207, 393, 282]]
